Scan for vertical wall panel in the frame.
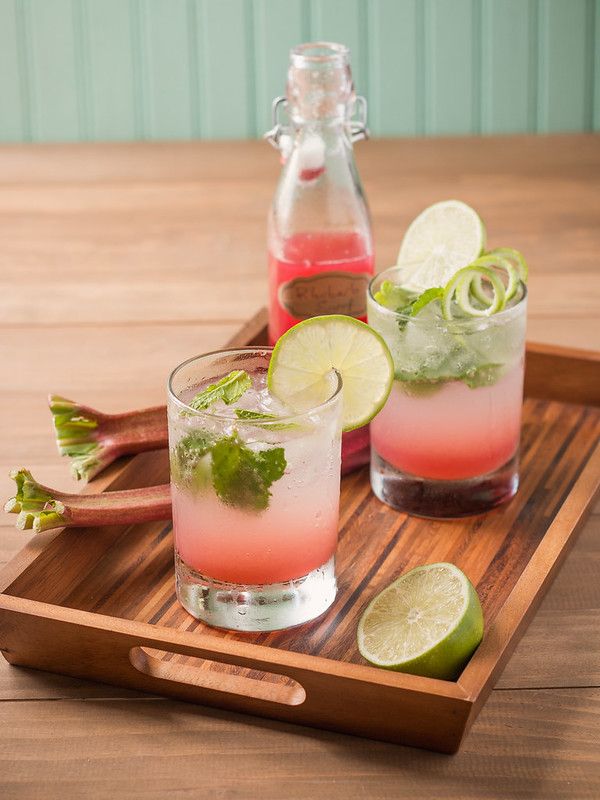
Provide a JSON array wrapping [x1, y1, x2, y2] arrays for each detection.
[[537, 0, 589, 132], [367, 0, 418, 136], [196, 0, 253, 139], [0, 1, 597, 142], [138, 0, 194, 140], [253, 0, 304, 134], [0, 1, 27, 141], [424, 0, 475, 135], [25, 0, 80, 141], [86, 0, 136, 141], [481, 0, 533, 134], [309, 0, 367, 94]]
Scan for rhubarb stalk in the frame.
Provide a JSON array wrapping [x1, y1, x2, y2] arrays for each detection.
[[50, 395, 371, 483], [4, 469, 171, 533], [50, 395, 168, 482]]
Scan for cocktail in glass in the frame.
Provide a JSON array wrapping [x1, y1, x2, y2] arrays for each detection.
[[368, 266, 527, 517], [168, 347, 343, 631]]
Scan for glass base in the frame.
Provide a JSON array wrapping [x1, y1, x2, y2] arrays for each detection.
[[370, 449, 519, 518], [175, 553, 337, 632]]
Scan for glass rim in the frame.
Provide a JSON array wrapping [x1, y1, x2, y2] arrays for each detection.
[[167, 346, 343, 424], [368, 264, 528, 326], [290, 41, 349, 67]]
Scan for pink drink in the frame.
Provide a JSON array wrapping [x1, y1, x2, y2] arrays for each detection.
[[368, 266, 527, 517], [172, 470, 339, 585], [371, 361, 524, 481], [168, 348, 342, 630], [268, 231, 374, 344], [171, 384, 341, 585]]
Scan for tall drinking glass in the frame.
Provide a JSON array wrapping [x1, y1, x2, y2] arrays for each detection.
[[168, 347, 343, 631], [368, 266, 527, 517]]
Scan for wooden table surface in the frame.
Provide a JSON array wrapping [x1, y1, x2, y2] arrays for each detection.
[[1, 136, 599, 799]]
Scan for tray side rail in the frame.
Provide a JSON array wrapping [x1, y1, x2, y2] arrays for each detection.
[[0, 594, 471, 753], [456, 442, 600, 740]]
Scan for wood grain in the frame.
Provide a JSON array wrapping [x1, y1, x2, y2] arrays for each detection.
[[0, 689, 598, 800], [1, 317, 598, 752], [1, 136, 599, 792], [0, 137, 599, 343]]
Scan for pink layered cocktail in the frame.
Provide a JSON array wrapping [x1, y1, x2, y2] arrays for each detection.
[[371, 362, 523, 482], [368, 266, 527, 517], [168, 348, 342, 631]]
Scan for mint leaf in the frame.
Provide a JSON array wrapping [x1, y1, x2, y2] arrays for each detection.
[[234, 408, 297, 431], [189, 370, 251, 411], [395, 362, 502, 394], [460, 363, 502, 388], [234, 409, 278, 422], [395, 287, 443, 330], [211, 434, 286, 511], [254, 447, 287, 485], [374, 280, 414, 311], [170, 430, 215, 490], [406, 287, 444, 316]]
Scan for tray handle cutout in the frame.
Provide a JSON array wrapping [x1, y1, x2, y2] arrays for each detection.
[[129, 646, 306, 707]]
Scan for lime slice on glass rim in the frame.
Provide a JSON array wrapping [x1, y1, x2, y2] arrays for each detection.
[[357, 562, 484, 680], [267, 315, 394, 432], [397, 200, 486, 291]]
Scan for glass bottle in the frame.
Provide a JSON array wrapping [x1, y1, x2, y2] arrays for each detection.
[[265, 42, 373, 344]]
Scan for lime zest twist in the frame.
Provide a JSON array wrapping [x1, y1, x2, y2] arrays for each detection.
[[442, 265, 506, 320], [470, 253, 519, 302], [489, 246, 528, 282]]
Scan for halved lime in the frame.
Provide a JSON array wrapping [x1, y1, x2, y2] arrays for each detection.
[[357, 562, 484, 680], [267, 315, 394, 432], [397, 200, 486, 291]]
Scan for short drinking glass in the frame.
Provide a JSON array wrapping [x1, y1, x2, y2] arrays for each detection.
[[368, 266, 527, 517], [168, 347, 343, 631]]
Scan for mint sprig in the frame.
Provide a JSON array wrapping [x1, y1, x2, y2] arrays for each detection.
[[396, 287, 444, 330], [189, 370, 251, 411], [170, 430, 215, 490], [374, 281, 443, 330], [374, 280, 414, 311], [171, 429, 287, 511], [234, 409, 278, 422], [211, 435, 286, 511], [395, 362, 502, 395], [402, 287, 444, 316], [234, 408, 297, 431]]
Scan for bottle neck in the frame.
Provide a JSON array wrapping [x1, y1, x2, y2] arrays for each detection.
[[265, 95, 368, 155]]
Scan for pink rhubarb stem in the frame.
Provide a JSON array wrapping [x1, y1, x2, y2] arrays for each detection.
[[5, 469, 171, 533], [50, 395, 168, 482]]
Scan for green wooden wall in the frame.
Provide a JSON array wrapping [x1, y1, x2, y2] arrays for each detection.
[[1, 0, 598, 143]]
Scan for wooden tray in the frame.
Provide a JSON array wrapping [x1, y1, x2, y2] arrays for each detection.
[[1, 309, 599, 753]]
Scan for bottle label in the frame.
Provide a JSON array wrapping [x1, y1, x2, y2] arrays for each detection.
[[278, 271, 371, 319]]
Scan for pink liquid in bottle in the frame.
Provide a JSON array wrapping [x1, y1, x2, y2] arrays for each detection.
[[268, 230, 374, 343]]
